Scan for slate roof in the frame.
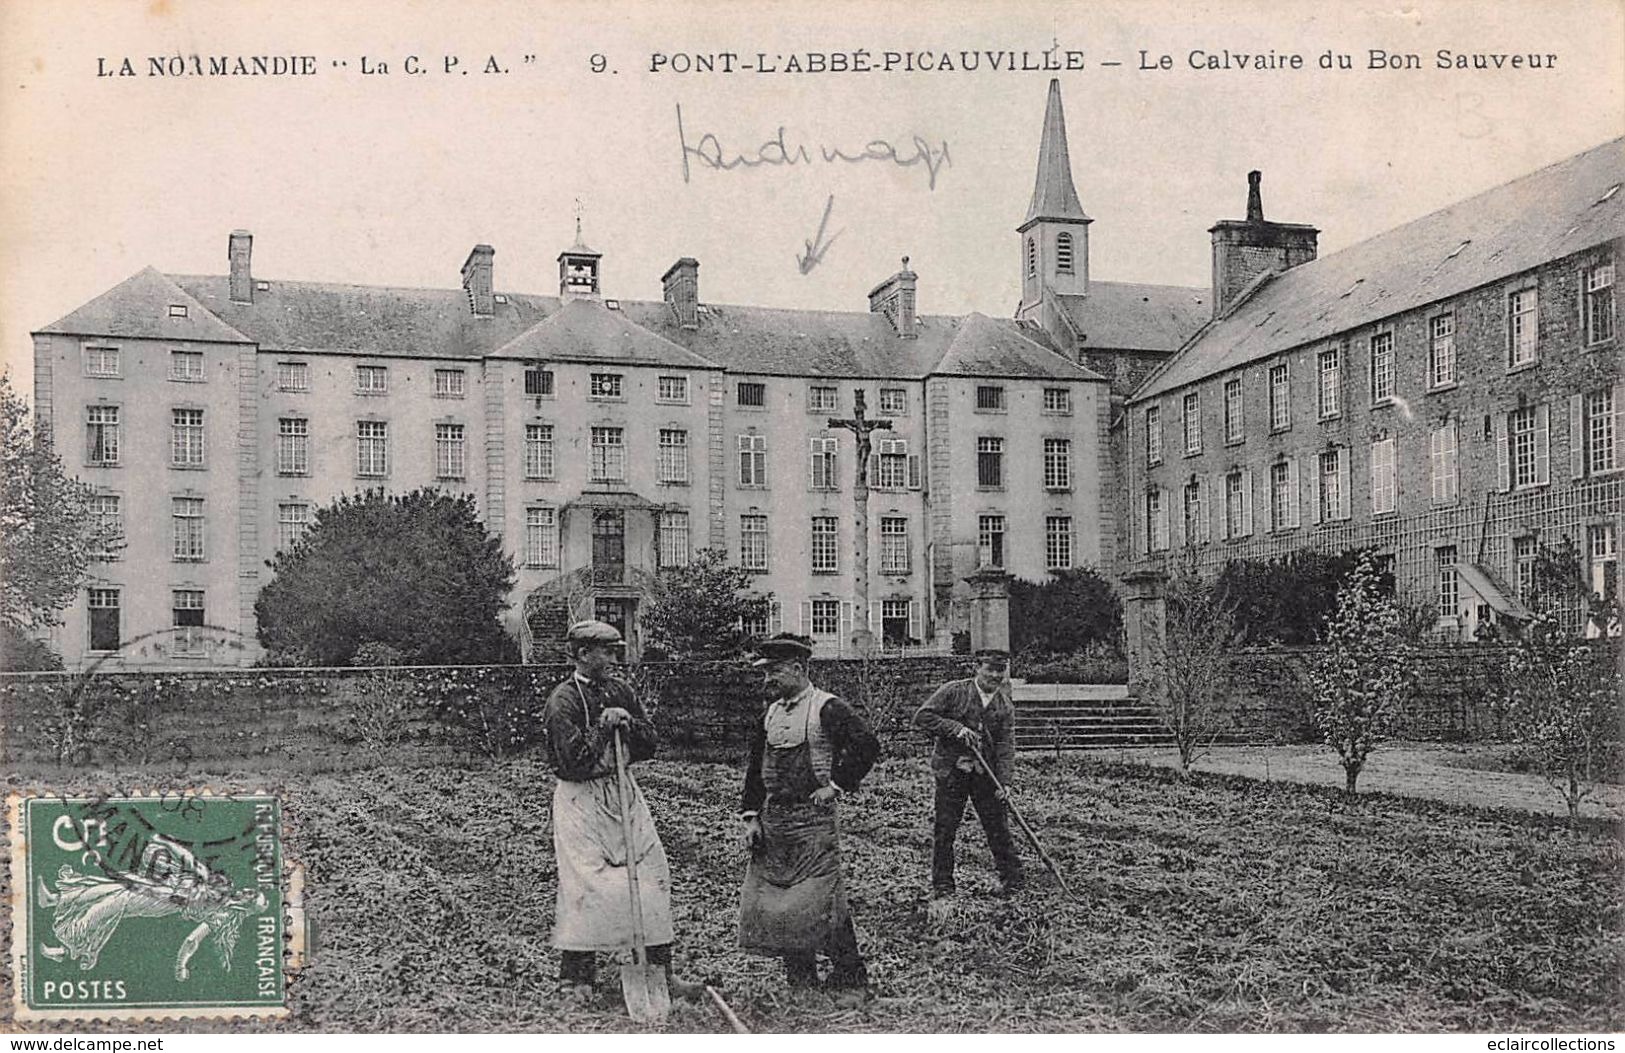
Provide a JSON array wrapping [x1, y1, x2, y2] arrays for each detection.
[[1134, 136, 1625, 402], [1055, 282, 1209, 353], [40, 267, 252, 344], [493, 297, 719, 370], [1023, 79, 1090, 228]]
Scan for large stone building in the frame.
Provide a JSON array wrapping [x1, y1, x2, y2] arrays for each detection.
[[1124, 139, 1623, 638]]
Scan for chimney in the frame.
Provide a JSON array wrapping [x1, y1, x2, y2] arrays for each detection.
[[1209, 171, 1318, 318], [228, 230, 253, 304], [461, 244, 495, 316], [661, 257, 700, 329], [867, 257, 918, 339]]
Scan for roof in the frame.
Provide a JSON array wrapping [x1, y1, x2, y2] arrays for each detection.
[[1135, 136, 1625, 402], [1454, 563, 1534, 622], [40, 267, 252, 344], [1055, 282, 1209, 353], [1022, 79, 1090, 228], [492, 297, 719, 370]]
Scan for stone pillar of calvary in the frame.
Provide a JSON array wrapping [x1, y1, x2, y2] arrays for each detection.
[[829, 390, 893, 654]]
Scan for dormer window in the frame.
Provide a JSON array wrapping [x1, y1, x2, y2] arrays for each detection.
[[168, 304, 188, 318], [1056, 232, 1074, 275]]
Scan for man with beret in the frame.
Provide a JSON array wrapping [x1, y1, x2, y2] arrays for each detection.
[[913, 649, 1025, 900], [540, 619, 700, 1002], [738, 632, 881, 1007]]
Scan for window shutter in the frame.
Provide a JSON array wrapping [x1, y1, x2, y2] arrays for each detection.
[[1171, 486, 1186, 549], [1240, 468, 1254, 536], [1196, 477, 1211, 543], [867, 454, 879, 486], [1212, 475, 1227, 540], [808, 440, 819, 489], [1335, 451, 1351, 520], [1495, 413, 1510, 492], [908, 600, 922, 641], [1390, 440, 1400, 513], [1615, 382, 1625, 471], [841, 602, 855, 643], [1154, 492, 1169, 551], [907, 454, 922, 490], [1285, 458, 1301, 528], [1534, 403, 1550, 486], [799, 601, 812, 635], [869, 600, 882, 639], [1570, 393, 1587, 479], [768, 601, 783, 634], [1309, 456, 1321, 525]]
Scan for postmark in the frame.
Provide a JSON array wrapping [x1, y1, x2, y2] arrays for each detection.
[[7, 791, 288, 1021]]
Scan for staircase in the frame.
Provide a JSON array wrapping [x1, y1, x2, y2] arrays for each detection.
[[1010, 682, 1173, 751]]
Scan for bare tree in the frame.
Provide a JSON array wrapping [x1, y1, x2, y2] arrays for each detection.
[[1146, 552, 1241, 773]]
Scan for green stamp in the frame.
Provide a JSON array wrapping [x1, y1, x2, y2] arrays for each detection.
[[8, 792, 287, 1021]]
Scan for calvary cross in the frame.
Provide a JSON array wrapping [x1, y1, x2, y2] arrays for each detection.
[[828, 390, 894, 652]]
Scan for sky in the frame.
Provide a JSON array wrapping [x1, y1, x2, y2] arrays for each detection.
[[2, 0, 1621, 396]]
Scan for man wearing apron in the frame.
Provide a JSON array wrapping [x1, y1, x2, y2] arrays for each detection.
[[540, 619, 700, 1002], [738, 633, 880, 1007], [913, 648, 1026, 900]]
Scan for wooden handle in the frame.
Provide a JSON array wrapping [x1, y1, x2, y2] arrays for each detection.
[[613, 727, 650, 965], [966, 744, 1075, 899]]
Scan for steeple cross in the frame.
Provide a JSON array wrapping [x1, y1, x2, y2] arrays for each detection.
[[827, 390, 893, 490]]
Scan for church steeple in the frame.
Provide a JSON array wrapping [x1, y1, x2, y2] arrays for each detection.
[[1017, 79, 1091, 314]]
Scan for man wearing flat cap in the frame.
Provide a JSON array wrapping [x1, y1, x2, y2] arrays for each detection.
[[540, 619, 700, 1002], [913, 649, 1025, 899], [737, 632, 880, 1006]]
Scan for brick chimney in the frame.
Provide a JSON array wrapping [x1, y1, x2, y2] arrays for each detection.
[[661, 257, 700, 329], [461, 244, 495, 316], [1209, 171, 1318, 318], [867, 257, 918, 339], [228, 230, 253, 304]]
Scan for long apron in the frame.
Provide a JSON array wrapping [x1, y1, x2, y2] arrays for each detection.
[[551, 768, 675, 952], [738, 706, 850, 953]]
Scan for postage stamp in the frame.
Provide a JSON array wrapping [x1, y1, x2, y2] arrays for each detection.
[[7, 792, 288, 1021]]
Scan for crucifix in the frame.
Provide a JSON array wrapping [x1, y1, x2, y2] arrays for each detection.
[[828, 389, 894, 653]]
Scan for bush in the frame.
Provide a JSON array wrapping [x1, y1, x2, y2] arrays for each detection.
[[0, 623, 63, 671], [1010, 568, 1122, 654], [1016, 642, 1127, 684]]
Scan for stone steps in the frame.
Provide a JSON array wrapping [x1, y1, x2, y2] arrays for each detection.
[[1012, 691, 1174, 750]]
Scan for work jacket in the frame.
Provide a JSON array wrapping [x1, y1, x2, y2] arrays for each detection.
[[912, 677, 1017, 786]]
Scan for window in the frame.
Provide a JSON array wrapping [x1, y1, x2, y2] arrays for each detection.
[[172, 496, 205, 561], [86, 406, 120, 466], [1587, 388, 1618, 474], [357, 420, 389, 477], [811, 517, 839, 573], [811, 599, 841, 637], [658, 429, 690, 483], [879, 388, 908, 415], [1426, 313, 1456, 388], [1318, 449, 1343, 522], [1042, 388, 1072, 415], [1181, 392, 1202, 455], [524, 508, 559, 568], [355, 365, 388, 394], [880, 517, 910, 575], [1317, 347, 1341, 419], [740, 514, 769, 571], [1589, 523, 1618, 608], [1146, 406, 1163, 466], [737, 382, 766, 407], [976, 436, 1004, 489], [1268, 363, 1290, 431], [435, 423, 466, 479], [659, 512, 690, 568], [1509, 288, 1539, 366], [1437, 546, 1459, 617], [1183, 480, 1204, 545], [434, 369, 465, 398], [1514, 536, 1537, 600], [524, 424, 555, 480], [657, 376, 689, 404], [1584, 262, 1615, 345], [810, 437, 839, 490], [1510, 406, 1542, 490], [1430, 421, 1459, 504], [589, 373, 623, 399], [741, 605, 770, 639], [91, 494, 121, 559], [167, 304, 188, 318], [976, 386, 1007, 412], [1225, 473, 1245, 539], [590, 426, 626, 483], [1045, 516, 1073, 570], [1056, 232, 1074, 274], [808, 385, 839, 412], [84, 345, 120, 378], [1145, 490, 1169, 552], [1223, 379, 1243, 442], [1270, 462, 1292, 531], [1370, 331, 1394, 403], [978, 514, 1007, 569], [738, 434, 766, 487], [277, 361, 310, 392], [524, 366, 555, 397], [876, 438, 909, 490], [278, 418, 309, 475], [169, 350, 204, 382], [170, 409, 205, 468], [881, 599, 913, 646], [88, 588, 120, 652], [1371, 437, 1397, 515], [277, 503, 311, 550], [1025, 238, 1036, 279], [1043, 438, 1071, 490]]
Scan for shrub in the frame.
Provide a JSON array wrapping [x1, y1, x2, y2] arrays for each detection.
[[1017, 642, 1128, 684]]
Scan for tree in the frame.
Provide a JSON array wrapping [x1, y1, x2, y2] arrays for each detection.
[[1009, 568, 1122, 655], [1307, 551, 1417, 794], [255, 488, 518, 666], [640, 548, 772, 659], [1214, 549, 1396, 645], [1147, 554, 1242, 773], [0, 371, 119, 642]]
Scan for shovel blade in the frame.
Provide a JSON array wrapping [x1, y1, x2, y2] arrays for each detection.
[[620, 963, 671, 1023]]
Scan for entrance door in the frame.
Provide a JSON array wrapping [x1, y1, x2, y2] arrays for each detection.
[[592, 511, 625, 584], [594, 598, 634, 650]]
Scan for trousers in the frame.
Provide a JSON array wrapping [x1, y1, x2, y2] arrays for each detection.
[[558, 943, 672, 983], [930, 769, 1024, 893], [781, 913, 867, 989]]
